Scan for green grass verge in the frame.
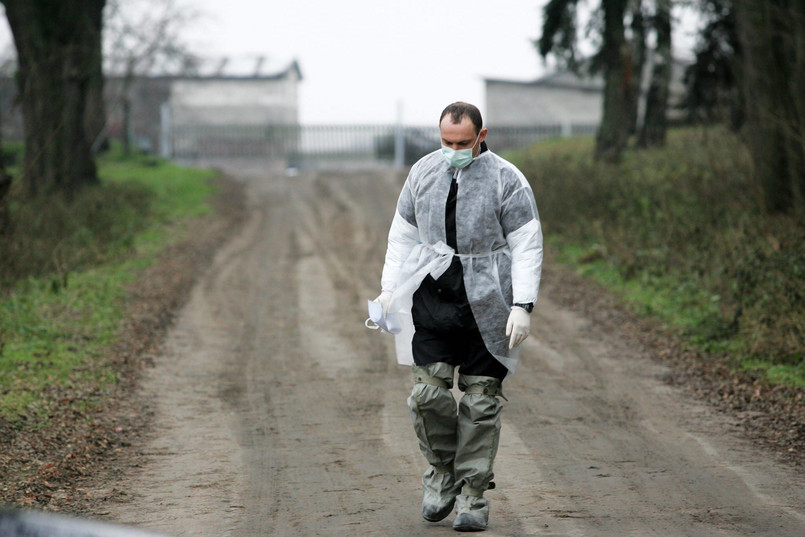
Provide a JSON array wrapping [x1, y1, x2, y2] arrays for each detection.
[[509, 127, 805, 388], [557, 241, 805, 388], [0, 152, 216, 426]]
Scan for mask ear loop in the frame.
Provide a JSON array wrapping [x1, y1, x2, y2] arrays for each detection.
[[466, 129, 483, 159], [365, 317, 394, 333]]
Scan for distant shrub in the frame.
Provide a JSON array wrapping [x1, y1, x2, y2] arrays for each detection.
[[0, 180, 153, 288], [1, 142, 24, 168], [511, 127, 805, 373]]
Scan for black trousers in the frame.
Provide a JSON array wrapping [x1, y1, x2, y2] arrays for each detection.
[[411, 323, 508, 380]]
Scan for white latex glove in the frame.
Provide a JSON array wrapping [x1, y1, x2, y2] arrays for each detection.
[[506, 306, 531, 349], [374, 291, 393, 316]]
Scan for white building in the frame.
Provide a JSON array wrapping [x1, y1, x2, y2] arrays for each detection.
[[155, 59, 303, 158], [485, 70, 603, 128], [484, 59, 688, 130], [169, 60, 302, 127], [92, 57, 303, 157]]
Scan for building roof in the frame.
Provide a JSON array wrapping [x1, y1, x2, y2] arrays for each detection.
[[0, 54, 303, 82], [484, 69, 603, 93], [185, 57, 303, 81], [485, 55, 691, 94]]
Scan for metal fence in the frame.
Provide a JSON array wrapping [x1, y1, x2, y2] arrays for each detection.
[[167, 122, 598, 166]]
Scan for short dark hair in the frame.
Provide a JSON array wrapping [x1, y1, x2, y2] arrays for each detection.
[[440, 102, 483, 134]]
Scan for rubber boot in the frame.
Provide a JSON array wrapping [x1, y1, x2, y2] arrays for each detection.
[[452, 375, 503, 532], [407, 362, 459, 522]]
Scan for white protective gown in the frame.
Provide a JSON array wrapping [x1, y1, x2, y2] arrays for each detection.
[[381, 148, 543, 376]]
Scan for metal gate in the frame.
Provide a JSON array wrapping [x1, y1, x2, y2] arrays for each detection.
[[164, 122, 598, 166]]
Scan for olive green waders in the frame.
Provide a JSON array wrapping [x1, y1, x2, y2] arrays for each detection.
[[407, 363, 503, 531]]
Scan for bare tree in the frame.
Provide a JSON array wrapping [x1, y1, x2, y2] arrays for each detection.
[[0, 117, 9, 234], [638, 0, 673, 147], [734, 0, 804, 213], [683, 0, 744, 129], [629, 0, 649, 135], [0, 48, 10, 233], [1, 0, 104, 198], [537, 0, 647, 163], [102, 0, 200, 154], [595, 0, 633, 162]]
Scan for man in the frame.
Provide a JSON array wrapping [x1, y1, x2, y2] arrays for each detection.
[[374, 102, 543, 531]]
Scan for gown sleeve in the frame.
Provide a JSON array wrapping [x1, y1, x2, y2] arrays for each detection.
[[381, 176, 420, 293], [500, 166, 543, 305]]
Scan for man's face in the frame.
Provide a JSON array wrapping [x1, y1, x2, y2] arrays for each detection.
[[440, 116, 488, 157]]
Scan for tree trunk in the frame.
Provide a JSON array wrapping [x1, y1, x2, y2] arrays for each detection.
[[86, 66, 109, 154], [595, 0, 632, 163], [2, 0, 105, 198], [638, 0, 672, 147], [628, 0, 647, 135], [122, 96, 132, 155], [734, 0, 805, 213], [121, 61, 135, 156], [0, 122, 10, 236]]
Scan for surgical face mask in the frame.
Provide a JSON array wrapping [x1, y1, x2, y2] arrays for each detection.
[[441, 130, 481, 169]]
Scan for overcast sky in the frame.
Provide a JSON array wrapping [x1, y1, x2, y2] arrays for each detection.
[[184, 0, 700, 125], [182, 0, 557, 125], [0, 1, 699, 126]]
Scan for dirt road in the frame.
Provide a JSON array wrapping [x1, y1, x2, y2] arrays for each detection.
[[101, 164, 805, 536]]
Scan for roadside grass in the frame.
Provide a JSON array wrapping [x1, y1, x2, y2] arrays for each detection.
[[0, 149, 216, 426], [509, 127, 805, 388]]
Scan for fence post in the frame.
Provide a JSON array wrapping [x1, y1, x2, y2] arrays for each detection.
[[561, 119, 572, 138], [160, 102, 172, 159], [394, 101, 405, 167]]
